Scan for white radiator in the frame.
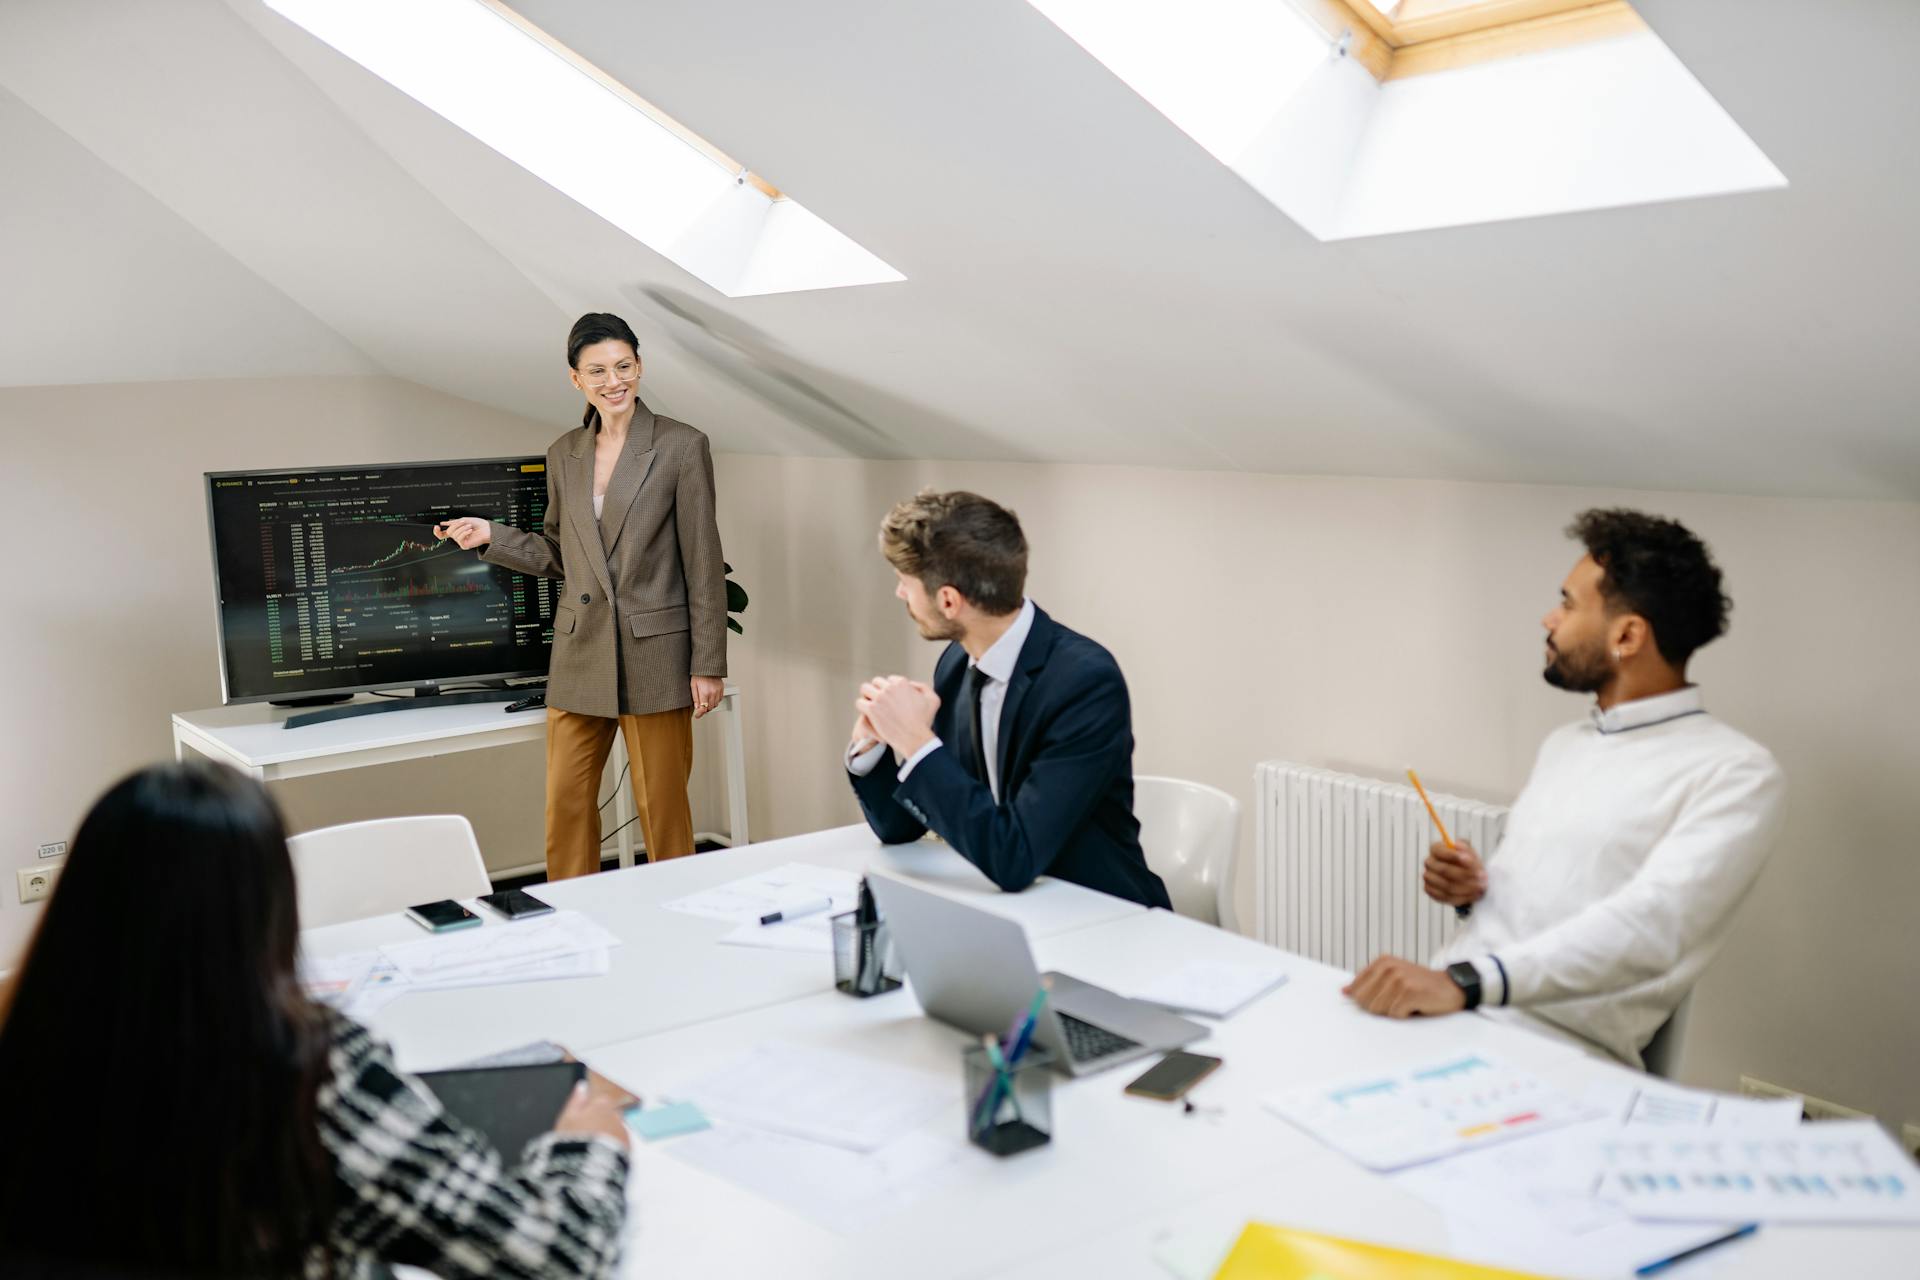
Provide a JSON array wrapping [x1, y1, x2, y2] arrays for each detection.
[[1253, 762, 1509, 973]]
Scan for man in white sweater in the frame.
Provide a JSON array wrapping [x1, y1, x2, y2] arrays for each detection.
[[1344, 509, 1785, 1068]]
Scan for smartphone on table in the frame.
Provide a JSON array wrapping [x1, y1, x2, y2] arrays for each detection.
[[477, 888, 556, 921], [405, 899, 483, 932], [1124, 1050, 1223, 1101]]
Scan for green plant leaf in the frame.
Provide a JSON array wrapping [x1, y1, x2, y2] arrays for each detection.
[[726, 617, 743, 635], [726, 581, 749, 611]]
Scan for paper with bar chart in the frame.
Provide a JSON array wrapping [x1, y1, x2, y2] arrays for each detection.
[[1264, 1054, 1601, 1171], [1588, 1120, 1920, 1224]]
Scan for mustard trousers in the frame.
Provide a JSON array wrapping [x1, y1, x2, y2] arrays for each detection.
[[544, 705, 695, 880]]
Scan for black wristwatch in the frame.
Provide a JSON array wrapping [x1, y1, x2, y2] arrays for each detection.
[[1446, 961, 1483, 1011]]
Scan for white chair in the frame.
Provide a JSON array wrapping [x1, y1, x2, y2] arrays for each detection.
[[288, 814, 493, 929], [1134, 776, 1241, 930], [1641, 989, 1695, 1079]]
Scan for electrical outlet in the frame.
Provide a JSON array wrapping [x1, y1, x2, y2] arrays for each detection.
[[1740, 1075, 1871, 1122], [36, 840, 66, 860], [1903, 1123, 1920, 1163], [16, 863, 61, 903]]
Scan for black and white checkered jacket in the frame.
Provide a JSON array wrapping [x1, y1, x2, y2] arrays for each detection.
[[310, 1017, 630, 1280]]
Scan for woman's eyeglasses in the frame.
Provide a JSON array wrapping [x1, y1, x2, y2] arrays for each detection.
[[580, 359, 639, 386]]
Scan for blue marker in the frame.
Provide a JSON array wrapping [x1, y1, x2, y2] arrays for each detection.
[[1635, 1224, 1759, 1277]]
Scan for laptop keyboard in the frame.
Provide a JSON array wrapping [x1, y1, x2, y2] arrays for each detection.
[[1058, 1011, 1141, 1063]]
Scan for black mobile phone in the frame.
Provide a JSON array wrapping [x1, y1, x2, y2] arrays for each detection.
[[1123, 1050, 1223, 1102], [405, 899, 483, 932], [477, 888, 556, 921]]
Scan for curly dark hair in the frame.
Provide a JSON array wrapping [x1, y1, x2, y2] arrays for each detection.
[[1568, 508, 1730, 669]]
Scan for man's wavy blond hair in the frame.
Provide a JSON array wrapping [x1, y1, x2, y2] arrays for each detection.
[[878, 489, 1027, 616]]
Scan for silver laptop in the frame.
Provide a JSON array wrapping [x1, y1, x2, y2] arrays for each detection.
[[868, 871, 1207, 1076]]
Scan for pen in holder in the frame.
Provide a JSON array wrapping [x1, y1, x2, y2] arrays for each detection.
[[962, 1040, 1053, 1156], [831, 908, 902, 997]]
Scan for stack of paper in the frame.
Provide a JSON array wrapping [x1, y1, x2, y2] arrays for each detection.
[[663, 863, 862, 929], [656, 1041, 966, 1231], [1393, 1118, 1766, 1278], [1607, 1079, 1804, 1130], [1131, 958, 1290, 1019], [666, 1127, 963, 1234], [300, 910, 621, 1021], [672, 1042, 948, 1152], [299, 950, 409, 1021], [1390, 1078, 1920, 1278], [378, 910, 620, 988]]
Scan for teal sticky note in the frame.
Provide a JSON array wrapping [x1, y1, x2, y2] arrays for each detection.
[[627, 1101, 712, 1142]]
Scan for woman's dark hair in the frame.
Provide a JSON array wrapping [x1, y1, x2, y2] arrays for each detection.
[[1569, 507, 1731, 669], [0, 763, 335, 1277], [879, 489, 1029, 615], [567, 312, 641, 432]]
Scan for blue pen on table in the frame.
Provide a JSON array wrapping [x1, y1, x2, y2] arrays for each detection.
[[758, 897, 835, 926], [1634, 1223, 1758, 1276], [1005, 977, 1052, 1066]]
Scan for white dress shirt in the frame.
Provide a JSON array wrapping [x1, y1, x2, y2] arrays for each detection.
[[848, 599, 1036, 803], [1431, 686, 1786, 1068]]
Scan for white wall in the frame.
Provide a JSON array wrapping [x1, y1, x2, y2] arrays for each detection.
[[0, 89, 376, 386], [0, 377, 559, 965], [706, 452, 1920, 1130]]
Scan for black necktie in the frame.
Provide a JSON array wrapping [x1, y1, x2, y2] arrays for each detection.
[[958, 665, 988, 783]]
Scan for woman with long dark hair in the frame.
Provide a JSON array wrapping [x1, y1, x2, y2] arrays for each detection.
[[0, 763, 632, 1278], [437, 312, 728, 879]]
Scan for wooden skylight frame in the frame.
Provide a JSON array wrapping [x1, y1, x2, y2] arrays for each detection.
[[480, 0, 784, 199], [1291, 0, 1647, 81]]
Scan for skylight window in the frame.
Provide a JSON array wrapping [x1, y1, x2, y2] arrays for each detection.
[[263, 0, 902, 298], [1028, 0, 1785, 240]]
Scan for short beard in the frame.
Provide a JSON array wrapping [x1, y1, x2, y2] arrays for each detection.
[[911, 606, 964, 644], [1543, 639, 1611, 693]]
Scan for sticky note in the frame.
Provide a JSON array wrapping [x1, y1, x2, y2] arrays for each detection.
[[627, 1101, 711, 1142]]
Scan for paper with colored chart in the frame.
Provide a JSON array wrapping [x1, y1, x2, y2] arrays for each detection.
[[1588, 1119, 1920, 1225], [1263, 1053, 1600, 1171], [1211, 1222, 1553, 1280]]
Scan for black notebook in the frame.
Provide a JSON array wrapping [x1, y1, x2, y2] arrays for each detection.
[[417, 1061, 586, 1158]]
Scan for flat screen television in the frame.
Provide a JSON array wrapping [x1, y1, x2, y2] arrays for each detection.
[[205, 456, 560, 705]]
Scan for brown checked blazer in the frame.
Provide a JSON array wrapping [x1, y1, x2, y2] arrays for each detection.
[[481, 401, 727, 719]]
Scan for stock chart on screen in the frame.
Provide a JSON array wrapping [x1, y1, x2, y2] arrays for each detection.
[[206, 458, 561, 701]]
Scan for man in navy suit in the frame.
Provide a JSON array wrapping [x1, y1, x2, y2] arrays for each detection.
[[847, 491, 1170, 910]]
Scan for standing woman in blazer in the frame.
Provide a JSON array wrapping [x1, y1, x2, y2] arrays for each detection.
[[438, 313, 727, 878]]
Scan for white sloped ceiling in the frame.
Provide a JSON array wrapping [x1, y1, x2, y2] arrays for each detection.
[[0, 0, 1915, 498]]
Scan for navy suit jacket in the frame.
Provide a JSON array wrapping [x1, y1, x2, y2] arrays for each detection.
[[849, 607, 1170, 910]]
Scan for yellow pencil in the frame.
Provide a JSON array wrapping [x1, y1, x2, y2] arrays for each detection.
[[1406, 767, 1456, 851]]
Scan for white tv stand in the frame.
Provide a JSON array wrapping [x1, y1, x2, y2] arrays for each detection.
[[170, 683, 747, 869]]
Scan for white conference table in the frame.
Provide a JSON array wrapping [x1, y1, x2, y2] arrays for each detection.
[[580, 908, 1915, 1280], [313, 824, 1914, 1280], [301, 824, 1142, 1071]]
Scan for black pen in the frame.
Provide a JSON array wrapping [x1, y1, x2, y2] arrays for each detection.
[[757, 898, 833, 926], [1635, 1223, 1758, 1276]]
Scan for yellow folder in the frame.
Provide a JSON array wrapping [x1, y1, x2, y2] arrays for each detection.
[[1213, 1223, 1554, 1280]]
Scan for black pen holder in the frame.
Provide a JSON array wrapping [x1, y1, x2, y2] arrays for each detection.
[[962, 1044, 1054, 1157], [831, 910, 902, 997]]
